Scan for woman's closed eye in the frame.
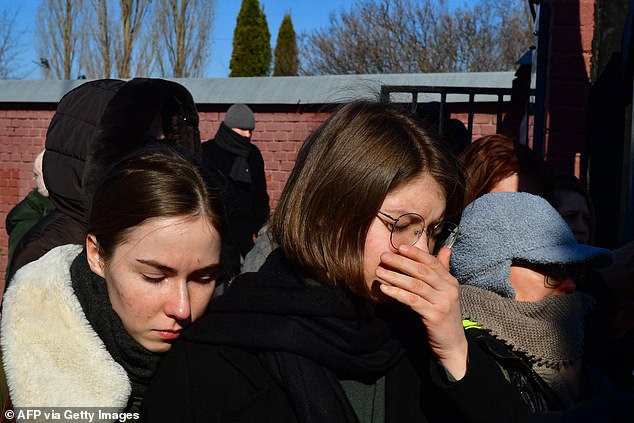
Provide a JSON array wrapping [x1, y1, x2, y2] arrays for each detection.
[[142, 274, 166, 283], [189, 266, 223, 285]]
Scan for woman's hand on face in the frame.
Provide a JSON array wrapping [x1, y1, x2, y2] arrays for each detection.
[[376, 245, 468, 380]]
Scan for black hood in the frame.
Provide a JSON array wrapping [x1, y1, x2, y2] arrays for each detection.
[[43, 79, 125, 221], [82, 78, 201, 221]]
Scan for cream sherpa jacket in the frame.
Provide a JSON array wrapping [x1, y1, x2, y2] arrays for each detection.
[[1, 244, 130, 408]]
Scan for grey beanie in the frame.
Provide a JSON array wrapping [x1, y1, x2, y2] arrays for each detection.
[[223, 104, 255, 130], [449, 192, 613, 298]]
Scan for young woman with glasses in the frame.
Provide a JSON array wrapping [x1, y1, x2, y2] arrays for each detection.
[[141, 100, 533, 423]]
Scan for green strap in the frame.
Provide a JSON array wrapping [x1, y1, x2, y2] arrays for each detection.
[[462, 318, 482, 330]]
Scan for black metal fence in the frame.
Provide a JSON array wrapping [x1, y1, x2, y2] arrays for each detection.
[[379, 84, 539, 154]]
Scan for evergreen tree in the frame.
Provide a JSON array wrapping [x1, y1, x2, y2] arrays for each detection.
[[273, 14, 298, 76], [230, 0, 271, 77]]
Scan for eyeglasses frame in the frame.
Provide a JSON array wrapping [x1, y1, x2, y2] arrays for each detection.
[[377, 210, 459, 253]]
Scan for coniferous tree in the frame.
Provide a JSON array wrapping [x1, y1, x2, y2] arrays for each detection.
[[230, 0, 271, 77], [273, 14, 298, 76]]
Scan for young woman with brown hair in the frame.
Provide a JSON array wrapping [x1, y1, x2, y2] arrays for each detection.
[[141, 101, 532, 423], [1, 145, 227, 416]]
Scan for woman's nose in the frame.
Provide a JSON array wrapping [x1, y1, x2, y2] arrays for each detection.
[[164, 281, 191, 321]]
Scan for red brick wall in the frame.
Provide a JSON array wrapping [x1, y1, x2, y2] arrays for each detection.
[[0, 103, 505, 284], [544, 0, 595, 176], [0, 107, 54, 286]]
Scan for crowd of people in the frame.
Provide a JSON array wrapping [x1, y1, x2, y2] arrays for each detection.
[[1, 79, 633, 422]]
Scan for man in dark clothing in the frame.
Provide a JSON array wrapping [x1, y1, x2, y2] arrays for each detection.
[[201, 104, 270, 276]]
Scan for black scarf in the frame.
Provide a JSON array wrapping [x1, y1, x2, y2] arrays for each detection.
[[70, 250, 161, 398], [214, 122, 253, 183], [183, 250, 404, 423]]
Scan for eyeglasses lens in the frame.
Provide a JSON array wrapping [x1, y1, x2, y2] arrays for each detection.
[[390, 213, 425, 250], [429, 222, 460, 255], [544, 264, 583, 288]]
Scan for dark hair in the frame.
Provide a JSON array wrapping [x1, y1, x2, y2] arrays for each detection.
[[87, 144, 226, 263], [459, 134, 553, 206], [269, 100, 464, 301]]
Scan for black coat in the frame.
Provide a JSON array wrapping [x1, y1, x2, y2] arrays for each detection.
[[141, 250, 531, 423], [202, 123, 270, 272], [6, 79, 124, 282], [6, 78, 201, 284]]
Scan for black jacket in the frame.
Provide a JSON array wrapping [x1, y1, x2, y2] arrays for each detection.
[[141, 250, 531, 423], [202, 123, 269, 272], [6, 78, 201, 284], [468, 326, 634, 422], [6, 79, 124, 282]]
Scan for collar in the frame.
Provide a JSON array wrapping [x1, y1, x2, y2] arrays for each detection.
[[1, 245, 130, 408]]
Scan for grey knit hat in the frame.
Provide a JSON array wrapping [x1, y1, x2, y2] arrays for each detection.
[[450, 192, 613, 298], [223, 104, 255, 130]]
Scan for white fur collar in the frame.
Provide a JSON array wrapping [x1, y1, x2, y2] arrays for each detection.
[[1, 245, 131, 408]]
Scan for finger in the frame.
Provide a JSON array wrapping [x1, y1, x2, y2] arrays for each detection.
[[380, 246, 452, 290], [436, 247, 451, 270], [379, 281, 429, 309], [376, 259, 452, 307]]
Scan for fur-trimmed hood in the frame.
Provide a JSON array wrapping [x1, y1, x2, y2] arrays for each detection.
[[1, 245, 130, 408]]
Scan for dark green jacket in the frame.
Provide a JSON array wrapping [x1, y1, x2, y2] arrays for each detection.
[[4, 189, 54, 281]]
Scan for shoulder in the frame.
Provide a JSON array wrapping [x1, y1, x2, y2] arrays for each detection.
[[1, 245, 130, 408], [201, 139, 219, 153], [7, 244, 83, 291], [143, 342, 296, 422], [248, 143, 265, 160]]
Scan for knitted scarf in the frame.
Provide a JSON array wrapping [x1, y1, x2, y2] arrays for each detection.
[[70, 250, 161, 398], [460, 285, 594, 407], [214, 122, 252, 183], [182, 250, 404, 423]]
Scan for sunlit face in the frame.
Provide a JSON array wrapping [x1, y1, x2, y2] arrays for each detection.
[[363, 173, 446, 290], [552, 190, 591, 244], [87, 215, 222, 353], [33, 153, 48, 197], [231, 127, 253, 138], [508, 264, 577, 302]]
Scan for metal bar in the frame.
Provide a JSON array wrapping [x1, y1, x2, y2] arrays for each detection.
[[532, 2, 550, 158], [496, 94, 504, 133], [439, 92, 447, 136], [468, 93, 475, 141]]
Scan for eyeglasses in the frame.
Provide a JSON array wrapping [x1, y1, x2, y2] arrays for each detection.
[[543, 264, 585, 289], [512, 260, 585, 289], [377, 211, 459, 254]]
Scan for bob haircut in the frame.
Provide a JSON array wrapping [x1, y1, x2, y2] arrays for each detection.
[[87, 144, 226, 264], [459, 134, 553, 206], [269, 100, 464, 301]]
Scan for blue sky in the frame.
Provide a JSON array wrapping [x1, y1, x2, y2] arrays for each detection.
[[5, 0, 466, 79], [4, 0, 358, 79]]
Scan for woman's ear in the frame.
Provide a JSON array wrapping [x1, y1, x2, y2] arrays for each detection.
[[86, 234, 106, 278]]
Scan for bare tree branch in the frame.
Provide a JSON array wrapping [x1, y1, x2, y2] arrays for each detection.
[[300, 0, 534, 75], [0, 6, 27, 79], [154, 0, 216, 78], [36, 0, 84, 79]]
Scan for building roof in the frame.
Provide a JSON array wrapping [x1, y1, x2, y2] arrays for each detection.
[[0, 72, 516, 104]]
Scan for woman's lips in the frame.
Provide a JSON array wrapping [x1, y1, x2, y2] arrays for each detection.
[[155, 330, 181, 340]]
